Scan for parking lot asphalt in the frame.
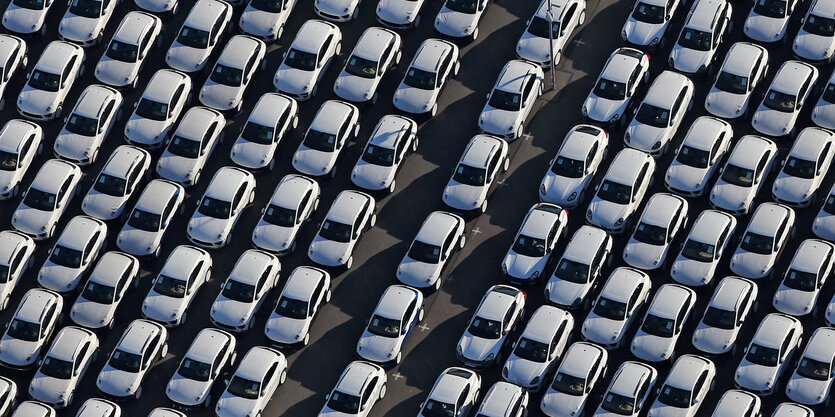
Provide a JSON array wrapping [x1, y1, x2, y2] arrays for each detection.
[[1, 0, 834, 415]]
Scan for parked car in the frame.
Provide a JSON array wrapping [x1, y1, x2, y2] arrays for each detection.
[[664, 116, 732, 197], [334, 27, 402, 104], [540, 342, 608, 417], [544, 225, 612, 310], [396, 211, 466, 289], [165, 328, 236, 408], [730, 202, 795, 279], [581, 267, 651, 349], [96, 319, 168, 400], [502, 305, 573, 391], [308, 190, 376, 269], [456, 285, 526, 367], [356, 285, 424, 365], [69, 252, 139, 329], [539, 125, 608, 209], [501, 203, 567, 283], [773, 239, 835, 316], [418, 367, 481, 417], [734, 313, 803, 394], [209, 249, 280, 331], [251, 174, 320, 255], [165, 0, 233, 73], [28, 326, 98, 408], [705, 42, 769, 119], [692, 276, 759, 356], [393, 38, 459, 116], [264, 266, 331, 346], [215, 347, 287, 417]]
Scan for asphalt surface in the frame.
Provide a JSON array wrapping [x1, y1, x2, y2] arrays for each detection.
[[1, 0, 833, 415]]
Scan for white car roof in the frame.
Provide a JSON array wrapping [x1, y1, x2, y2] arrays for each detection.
[[336, 361, 379, 396], [216, 35, 262, 68], [185, 328, 233, 363], [144, 70, 189, 103], [810, 0, 835, 17], [601, 267, 647, 303], [282, 267, 328, 301], [562, 225, 608, 263], [249, 93, 294, 128], [101, 146, 148, 179], [772, 403, 813, 417], [727, 135, 774, 169], [57, 216, 104, 250], [722, 42, 766, 77], [159, 245, 208, 280], [228, 250, 275, 286], [353, 27, 397, 61], [684, 0, 724, 32], [176, 107, 223, 141], [73, 85, 120, 119], [415, 211, 461, 246], [788, 239, 834, 274], [292, 20, 338, 53], [494, 60, 540, 94], [682, 117, 730, 150], [428, 368, 475, 405], [644, 71, 692, 109], [76, 399, 119, 417], [0, 120, 39, 154], [0, 230, 29, 264], [560, 342, 605, 377], [31, 159, 78, 193], [309, 100, 355, 134], [326, 190, 372, 225], [559, 125, 603, 160], [461, 135, 503, 168], [88, 252, 135, 286], [519, 204, 563, 240], [601, 48, 643, 83], [184, 0, 229, 31], [639, 193, 684, 227], [690, 210, 733, 244], [113, 11, 157, 45], [610, 361, 654, 396], [607, 148, 652, 185], [522, 305, 569, 343], [135, 180, 182, 213], [0, 34, 23, 60], [648, 284, 693, 319], [204, 167, 252, 201], [46, 326, 94, 362], [12, 402, 55, 417], [412, 39, 456, 72], [235, 347, 282, 381], [710, 277, 753, 311], [713, 390, 758, 417], [771, 61, 817, 94], [479, 382, 524, 416], [788, 127, 833, 161], [368, 115, 414, 149], [476, 285, 520, 322], [16, 289, 60, 323], [271, 174, 315, 210], [147, 408, 186, 417], [118, 319, 163, 356], [36, 41, 81, 74], [803, 327, 835, 363], [747, 203, 791, 236], [535, 0, 574, 19], [752, 313, 799, 348], [665, 355, 712, 389], [374, 285, 419, 320]]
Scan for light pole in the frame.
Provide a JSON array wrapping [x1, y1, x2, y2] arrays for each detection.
[[546, 0, 556, 90]]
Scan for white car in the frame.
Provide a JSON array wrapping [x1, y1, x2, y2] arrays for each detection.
[[0, 288, 62, 369], [593, 361, 657, 417], [785, 327, 835, 405], [0, 35, 27, 107], [813, 69, 835, 129], [418, 367, 481, 417], [744, 0, 799, 42], [141, 245, 212, 326], [96, 319, 168, 400], [771, 403, 814, 417], [314, 0, 361, 21], [648, 355, 716, 417], [210, 249, 280, 331], [28, 326, 98, 408], [351, 114, 418, 192], [54, 84, 122, 166], [135, 0, 179, 13], [624, 70, 694, 157], [668, 0, 732, 74], [0, 119, 42, 200], [474, 382, 528, 417], [586, 148, 655, 234], [17, 41, 83, 121], [199, 35, 265, 113], [516, 0, 586, 66], [711, 389, 762, 417], [735, 313, 803, 395], [692, 276, 758, 355], [94, 11, 161, 88], [69, 252, 139, 329], [357, 285, 424, 365], [292, 100, 360, 178], [0, 378, 16, 417], [456, 285, 526, 367], [730, 202, 795, 279], [57, 0, 117, 46], [37, 215, 106, 294], [308, 190, 376, 269], [81, 145, 151, 221], [230, 93, 298, 171], [166, 328, 236, 408], [630, 284, 696, 362], [334, 27, 402, 104], [393, 38, 459, 116], [815, 181, 835, 241], [793, 0, 835, 62], [77, 399, 120, 416], [215, 347, 287, 417], [156, 106, 225, 187], [502, 203, 567, 283], [621, 0, 682, 48], [165, 0, 233, 73], [396, 211, 466, 289], [116, 179, 185, 258], [544, 225, 612, 310], [11, 402, 56, 417], [751, 60, 819, 137], [772, 127, 835, 207], [581, 267, 651, 349], [670, 210, 737, 286], [252, 174, 320, 255], [2, 0, 55, 35], [264, 266, 331, 346], [273, 19, 341, 101], [664, 116, 733, 197], [623, 193, 688, 270], [434, 0, 491, 39], [187, 166, 256, 248], [502, 305, 573, 391], [705, 42, 769, 119], [12, 159, 80, 240], [239, 0, 297, 41], [319, 361, 386, 417], [443, 134, 509, 212], [540, 342, 608, 417], [709, 135, 777, 215], [0, 230, 35, 310], [124, 69, 192, 149], [376, 0, 426, 28], [539, 125, 609, 208], [479, 59, 543, 140], [582, 48, 650, 126], [774, 239, 835, 316]]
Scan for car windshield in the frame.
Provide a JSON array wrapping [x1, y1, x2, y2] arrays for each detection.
[[594, 297, 627, 320], [512, 235, 546, 257], [7, 319, 40, 341], [69, 0, 102, 18], [0, 151, 19, 171], [642, 314, 675, 337], [468, 317, 501, 339], [177, 26, 209, 49], [633, 222, 666, 245], [513, 337, 549, 362], [262, 204, 295, 227], [227, 376, 260, 399], [552, 372, 586, 396], [39, 356, 73, 379], [677, 28, 711, 51], [275, 296, 308, 319], [823, 83, 835, 103], [783, 157, 816, 179], [344, 55, 378, 79], [284, 48, 317, 71], [50, 245, 82, 268], [797, 358, 832, 381], [178, 358, 211, 381], [327, 391, 360, 414], [553, 259, 590, 283], [81, 280, 115, 304], [804, 14, 835, 36], [783, 269, 817, 291], [422, 400, 456, 417], [65, 114, 98, 136], [632, 2, 665, 23], [527, 16, 559, 38], [702, 306, 736, 329], [128, 209, 161, 232], [681, 239, 715, 262], [23, 188, 57, 211], [28, 70, 60, 92], [249, 0, 283, 11], [676, 145, 710, 168], [12, 0, 45, 10], [240, 122, 275, 145], [715, 71, 749, 94], [198, 196, 232, 219], [222, 279, 256, 302], [445, 0, 477, 13], [108, 349, 141, 372], [825, 194, 835, 215], [658, 385, 691, 408], [602, 392, 636, 415], [362, 144, 395, 166], [153, 274, 187, 298], [166, 135, 200, 158], [746, 343, 779, 366], [597, 180, 631, 204], [635, 103, 670, 127], [488, 90, 522, 111], [754, 0, 787, 18], [106, 40, 138, 62], [593, 79, 626, 100], [303, 129, 338, 152], [551, 156, 584, 178], [740, 232, 773, 255], [368, 314, 401, 338], [93, 173, 126, 196], [210, 64, 243, 87], [453, 164, 486, 186], [319, 220, 352, 243], [763, 90, 797, 112], [408, 240, 442, 264], [135, 99, 168, 121], [404, 68, 437, 90], [720, 164, 755, 187]]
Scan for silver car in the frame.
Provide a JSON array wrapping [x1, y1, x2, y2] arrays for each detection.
[[393, 38, 459, 116], [456, 285, 525, 367], [539, 125, 609, 209], [475, 382, 528, 417], [443, 134, 509, 213], [730, 202, 795, 279], [210, 249, 280, 331], [751, 60, 818, 137], [356, 285, 424, 365], [668, 0, 732, 75], [81, 145, 151, 221], [396, 210, 466, 289], [0, 35, 27, 107], [793, 0, 835, 62], [292, 100, 360, 178], [334, 27, 402, 104], [624, 70, 693, 157], [351, 114, 418, 192], [670, 210, 737, 287], [704, 42, 769, 119], [586, 148, 655, 234], [230, 93, 299, 171], [648, 355, 716, 417], [630, 284, 696, 362], [69, 251, 139, 329], [418, 367, 481, 417], [199, 35, 266, 113], [166, 328, 236, 409], [735, 313, 803, 395], [622, 193, 688, 271], [544, 225, 612, 310], [124, 69, 192, 149], [593, 361, 657, 417], [141, 245, 212, 327], [582, 48, 649, 126], [116, 179, 185, 258], [58, 0, 117, 46], [621, 0, 682, 48], [308, 190, 376, 269], [434, 0, 491, 40], [709, 135, 777, 216], [165, 0, 233, 73], [187, 166, 256, 249], [12, 159, 81, 240], [94, 11, 161, 88], [479, 59, 543, 140], [252, 174, 320, 255], [581, 267, 651, 349], [664, 116, 733, 198], [0, 230, 36, 311], [540, 342, 608, 417], [156, 106, 225, 187], [0, 119, 42, 200], [773, 239, 835, 316], [0, 288, 62, 369], [502, 305, 573, 391], [501, 203, 567, 283], [28, 326, 98, 408], [2, 0, 54, 35], [238, 0, 297, 41], [692, 276, 758, 356], [785, 326, 835, 405], [319, 361, 387, 417], [54, 84, 122, 166], [37, 215, 107, 294], [96, 319, 168, 399], [264, 266, 331, 346], [215, 347, 287, 417], [273, 19, 341, 100], [516, 0, 585, 66], [17, 41, 84, 121], [772, 127, 835, 207]]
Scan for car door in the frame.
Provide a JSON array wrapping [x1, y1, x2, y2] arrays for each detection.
[[141, 333, 160, 372], [361, 376, 379, 413], [186, 260, 203, 300], [486, 150, 501, 186], [62, 56, 77, 91], [456, 384, 471, 415], [309, 277, 325, 317], [560, 3, 578, 44], [260, 361, 278, 403], [318, 34, 334, 72], [442, 228, 457, 262], [437, 51, 452, 87]]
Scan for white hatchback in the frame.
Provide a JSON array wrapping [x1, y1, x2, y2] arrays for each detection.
[[17, 41, 84, 121], [670, 210, 736, 286], [69, 252, 139, 329], [292, 100, 360, 178], [586, 148, 655, 234], [751, 60, 818, 137], [705, 42, 769, 119], [539, 125, 608, 209], [772, 127, 835, 207], [81, 145, 150, 221], [443, 134, 509, 213], [209, 249, 280, 331], [165, 0, 233, 73], [230, 93, 299, 171], [622, 193, 688, 270], [37, 215, 106, 294], [273, 19, 341, 101], [156, 106, 225, 187], [544, 225, 612, 310], [187, 167, 256, 249], [735, 313, 803, 395], [308, 190, 376, 269], [502, 305, 573, 391], [12, 159, 80, 240], [0, 119, 42, 200], [630, 284, 696, 362], [252, 174, 320, 255], [264, 266, 331, 346], [478, 59, 543, 140], [334, 27, 402, 104], [94, 11, 161, 88], [116, 179, 185, 258], [396, 211, 466, 289], [692, 276, 758, 355], [351, 114, 418, 193], [199, 35, 265, 113], [624, 70, 693, 157], [709, 135, 777, 216], [540, 342, 608, 417], [54, 84, 122, 166], [581, 267, 651, 349], [124, 69, 192, 149], [730, 202, 795, 279], [773, 239, 835, 317], [141, 245, 212, 327], [664, 116, 732, 197]]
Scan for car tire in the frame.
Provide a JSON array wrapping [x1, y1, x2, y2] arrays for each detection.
[[471, 27, 479, 40], [225, 233, 232, 247], [352, 6, 359, 20], [279, 369, 287, 385], [289, 240, 297, 254], [0, 296, 8, 311], [249, 190, 255, 205], [413, 15, 421, 28], [369, 213, 377, 228], [160, 343, 168, 358], [395, 351, 402, 364], [388, 180, 396, 193], [107, 318, 115, 330], [459, 234, 466, 249], [379, 383, 387, 399], [345, 256, 353, 270], [179, 311, 188, 325], [515, 125, 523, 140], [503, 156, 510, 172], [10, 184, 18, 199], [553, 51, 561, 67], [418, 308, 424, 322], [371, 91, 378, 105], [170, 2, 178, 14], [433, 278, 441, 290], [480, 200, 487, 213], [412, 136, 419, 152], [353, 122, 360, 138], [135, 386, 142, 400], [429, 103, 438, 117], [48, 224, 56, 240], [330, 165, 338, 178], [325, 289, 332, 303], [335, 42, 342, 56], [453, 61, 460, 78], [268, 158, 276, 171], [203, 394, 211, 408], [302, 333, 310, 346], [579, 10, 586, 25], [54, 105, 62, 120]]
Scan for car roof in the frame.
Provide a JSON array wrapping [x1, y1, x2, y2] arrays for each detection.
[[293, 20, 337, 53], [476, 285, 519, 321], [602, 49, 641, 83], [754, 314, 799, 348], [114, 11, 157, 45], [47, 326, 93, 361], [416, 211, 461, 246], [76, 399, 118, 417], [811, 0, 835, 17], [369, 115, 414, 149], [715, 390, 758, 416], [560, 342, 605, 378], [563, 226, 608, 262], [36, 41, 81, 74], [310, 100, 355, 133], [711, 277, 753, 310], [185, 0, 229, 30], [789, 239, 834, 273], [610, 362, 654, 396], [136, 180, 181, 213], [685, 0, 723, 31], [728, 135, 774, 168], [118, 319, 162, 356], [607, 148, 651, 184], [645, 71, 692, 109], [747, 203, 791, 236], [283, 266, 328, 300], [205, 167, 251, 201], [229, 250, 275, 286], [74, 85, 119, 119], [271, 174, 315, 209], [480, 382, 523, 416], [682, 116, 730, 150], [374, 285, 418, 320], [337, 361, 379, 395], [519, 204, 562, 239], [17, 289, 59, 323], [31, 159, 77, 193], [176, 107, 222, 140], [160, 245, 207, 279], [772, 61, 817, 94], [429, 368, 473, 404], [462, 135, 503, 168], [249, 93, 294, 128], [413, 38, 455, 72], [665, 355, 712, 389], [235, 347, 281, 381], [722, 42, 765, 76], [495, 60, 539, 94], [522, 305, 568, 343], [803, 327, 835, 363], [639, 193, 684, 227], [13, 402, 54, 417], [601, 267, 647, 303], [789, 127, 833, 161], [102, 146, 147, 179], [690, 210, 733, 244], [0, 34, 23, 59], [58, 216, 104, 249], [0, 120, 39, 154], [89, 252, 135, 285], [217, 35, 262, 68], [186, 328, 232, 363], [147, 409, 186, 417], [535, 0, 573, 19], [353, 27, 396, 60], [772, 403, 813, 417], [144, 69, 188, 103], [327, 190, 372, 224], [0, 231, 27, 264], [648, 284, 693, 318], [559, 125, 602, 160]]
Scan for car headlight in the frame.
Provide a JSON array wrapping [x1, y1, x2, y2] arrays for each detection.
[[609, 114, 620, 122], [668, 56, 675, 67], [581, 106, 588, 116], [539, 184, 546, 195], [485, 353, 495, 361], [614, 218, 624, 226], [649, 37, 660, 46], [530, 376, 540, 385], [651, 141, 662, 150], [567, 192, 577, 201]]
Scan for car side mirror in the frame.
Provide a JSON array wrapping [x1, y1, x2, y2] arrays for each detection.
[[325, 394, 330, 401], [232, 209, 238, 217], [526, 19, 531, 25], [133, 101, 138, 109], [21, 190, 26, 198], [25, 72, 30, 80], [486, 93, 491, 100], [419, 402, 425, 409]]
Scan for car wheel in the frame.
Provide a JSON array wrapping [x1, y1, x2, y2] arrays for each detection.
[[40, 24, 46, 35], [413, 15, 421, 28], [279, 369, 287, 385], [249, 190, 255, 205], [311, 84, 319, 98], [345, 256, 353, 270], [205, 267, 213, 283], [453, 61, 460, 77], [353, 122, 360, 138], [503, 156, 510, 172], [48, 224, 56, 239], [352, 6, 359, 19], [395, 351, 402, 364], [480, 200, 488, 213], [54, 105, 62, 119], [335, 42, 342, 56], [579, 10, 586, 25], [325, 289, 332, 303], [179, 311, 188, 325], [203, 394, 211, 408], [225, 233, 232, 247], [169, 2, 178, 14], [66, 391, 74, 407], [134, 386, 142, 400], [291, 115, 299, 130], [330, 165, 338, 178], [160, 343, 168, 358], [289, 240, 297, 254], [430, 103, 438, 117], [130, 75, 139, 89], [379, 383, 387, 399], [433, 278, 441, 290], [471, 27, 479, 40], [90, 149, 99, 165], [411, 136, 419, 152], [302, 333, 310, 346], [234, 100, 243, 115], [371, 91, 378, 105], [459, 234, 466, 249], [515, 125, 523, 140], [369, 213, 377, 228], [553, 51, 562, 67], [418, 308, 424, 322], [387, 180, 396, 193]]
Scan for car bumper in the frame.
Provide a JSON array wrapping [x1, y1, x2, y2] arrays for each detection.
[[376, 15, 413, 29], [315, 9, 352, 22]]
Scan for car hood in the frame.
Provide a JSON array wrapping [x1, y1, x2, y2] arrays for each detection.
[[813, 214, 835, 241], [0, 334, 40, 367], [95, 59, 136, 87], [541, 390, 585, 417], [265, 314, 308, 344], [334, 73, 375, 102], [117, 227, 158, 256], [351, 161, 393, 191], [541, 172, 583, 204], [309, 236, 351, 267], [588, 198, 629, 228], [711, 182, 752, 210], [357, 332, 400, 363], [624, 18, 666, 45], [125, 114, 168, 146], [626, 122, 667, 151], [167, 374, 211, 406], [786, 373, 829, 405], [377, 0, 420, 24], [240, 7, 278, 35], [691, 322, 734, 354], [458, 333, 500, 362], [394, 84, 435, 113], [70, 298, 113, 328], [582, 315, 622, 344], [443, 181, 484, 211], [252, 222, 294, 252], [516, 32, 550, 63], [82, 190, 123, 220], [167, 43, 209, 72], [479, 107, 517, 135], [772, 174, 815, 203], [275, 66, 313, 94], [585, 95, 625, 122], [670, 46, 710, 73], [504, 355, 547, 386], [670, 256, 714, 286], [231, 138, 274, 169], [745, 14, 787, 42], [3, 7, 45, 34], [97, 364, 139, 396], [293, 146, 334, 176], [735, 360, 776, 391], [666, 162, 707, 193], [142, 293, 184, 321], [502, 251, 544, 279], [623, 241, 665, 270], [135, 0, 171, 12], [396, 257, 442, 288], [545, 278, 587, 307], [55, 131, 94, 160], [157, 154, 195, 182], [200, 82, 240, 111], [706, 87, 747, 118], [30, 374, 70, 404], [794, 32, 834, 60], [813, 101, 835, 129], [212, 297, 253, 327], [188, 213, 228, 243], [59, 13, 99, 41], [435, 8, 476, 37], [731, 250, 773, 278], [752, 107, 793, 136], [39, 261, 82, 292], [315, 0, 353, 16], [773, 286, 815, 316], [216, 392, 258, 417], [12, 206, 52, 235], [648, 403, 693, 417], [631, 332, 671, 362], [17, 85, 59, 115]]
